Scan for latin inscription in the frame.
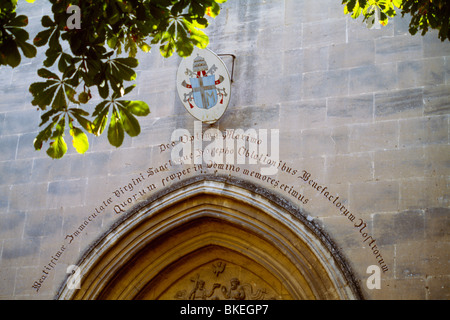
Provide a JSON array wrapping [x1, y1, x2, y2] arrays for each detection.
[[31, 134, 389, 293]]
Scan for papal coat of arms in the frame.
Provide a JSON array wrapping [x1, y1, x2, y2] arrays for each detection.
[[176, 48, 231, 124]]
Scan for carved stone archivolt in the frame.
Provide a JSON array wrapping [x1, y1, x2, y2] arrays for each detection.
[[58, 178, 362, 300], [173, 261, 277, 300]]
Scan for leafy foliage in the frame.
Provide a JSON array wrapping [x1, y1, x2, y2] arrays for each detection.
[[1, 0, 227, 158], [342, 0, 450, 41], [0, 0, 37, 67]]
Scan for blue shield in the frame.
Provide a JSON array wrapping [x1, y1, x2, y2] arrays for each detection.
[[190, 75, 218, 109]]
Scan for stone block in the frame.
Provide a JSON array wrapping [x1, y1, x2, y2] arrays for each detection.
[[426, 276, 450, 300], [16, 132, 46, 160], [256, 26, 285, 53], [131, 116, 184, 149], [375, 88, 423, 120], [302, 19, 346, 48], [302, 45, 328, 73], [0, 81, 32, 112], [399, 177, 449, 210], [373, 210, 425, 246], [13, 266, 47, 297], [24, 209, 63, 238], [399, 116, 448, 148], [425, 207, 450, 240], [393, 10, 411, 36], [137, 67, 177, 96], [329, 40, 375, 70], [375, 34, 423, 63], [0, 159, 33, 186], [325, 153, 373, 183], [255, 74, 293, 105], [0, 185, 11, 213], [300, 126, 349, 158], [285, 0, 344, 25], [283, 49, 303, 76], [374, 148, 426, 180], [350, 181, 399, 213], [0, 211, 25, 240], [347, 15, 394, 42], [423, 84, 450, 115], [375, 278, 426, 299], [349, 62, 398, 95], [327, 93, 374, 125], [398, 57, 445, 89], [1, 238, 41, 268], [446, 57, 450, 85], [424, 144, 450, 175], [319, 216, 361, 248], [423, 30, 450, 58], [0, 135, 18, 162], [349, 121, 399, 153], [302, 69, 349, 99], [9, 183, 48, 212], [280, 99, 326, 132], [1, 109, 40, 136], [283, 24, 303, 51], [396, 240, 449, 278], [107, 147, 152, 176], [80, 151, 112, 178], [0, 267, 16, 297], [219, 104, 280, 129], [47, 179, 87, 209]]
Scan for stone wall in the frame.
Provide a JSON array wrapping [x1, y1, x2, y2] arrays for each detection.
[[0, 0, 448, 299]]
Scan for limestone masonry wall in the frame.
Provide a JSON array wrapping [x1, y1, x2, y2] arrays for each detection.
[[0, 0, 448, 299]]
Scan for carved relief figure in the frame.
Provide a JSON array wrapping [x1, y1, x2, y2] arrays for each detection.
[[221, 278, 246, 300], [188, 277, 220, 300], [174, 261, 275, 300]]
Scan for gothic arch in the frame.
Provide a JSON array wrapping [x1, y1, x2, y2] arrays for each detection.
[[56, 175, 363, 300]]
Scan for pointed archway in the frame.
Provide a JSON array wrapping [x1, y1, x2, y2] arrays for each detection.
[[56, 175, 363, 300]]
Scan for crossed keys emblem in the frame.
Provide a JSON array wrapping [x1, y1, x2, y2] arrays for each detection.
[[180, 54, 227, 110]]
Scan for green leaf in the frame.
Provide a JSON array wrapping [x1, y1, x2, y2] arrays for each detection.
[[120, 107, 140, 137], [41, 15, 54, 28], [46, 135, 67, 159], [97, 81, 109, 99], [16, 40, 37, 58], [70, 111, 93, 134], [37, 68, 59, 80], [52, 86, 67, 109], [34, 122, 55, 150], [4, 40, 21, 67], [70, 127, 89, 154], [78, 91, 90, 104], [115, 57, 139, 68], [107, 110, 124, 147], [208, 3, 221, 18], [9, 27, 29, 42], [107, 36, 118, 49], [92, 103, 109, 135], [30, 80, 58, 109], [33, 28, 53, 47], [39, 108, 59, 126], [9, 15, 28, 27], [126, 100, 150, 116], [392, 0, 402, 7]]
